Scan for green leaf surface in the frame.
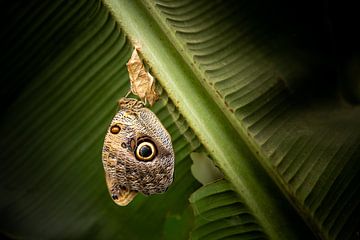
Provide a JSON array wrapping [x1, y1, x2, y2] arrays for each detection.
[[142, 1, 360, 239], [1, 0, 359, 240], [0, 1, 201, 239], [190, 180, 268, 240], [103, 0, 315, 239]]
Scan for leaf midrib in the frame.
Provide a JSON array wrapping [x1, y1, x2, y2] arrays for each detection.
[[101, 0, 311, 239]]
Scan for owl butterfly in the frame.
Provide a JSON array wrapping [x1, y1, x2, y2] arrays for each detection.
[[102, 97, 174, 206]]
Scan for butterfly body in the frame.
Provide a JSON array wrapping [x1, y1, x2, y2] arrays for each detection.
[[102, 98, 174, 206]]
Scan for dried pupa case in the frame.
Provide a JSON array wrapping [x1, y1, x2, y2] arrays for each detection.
[[102, 98, 174, 206]]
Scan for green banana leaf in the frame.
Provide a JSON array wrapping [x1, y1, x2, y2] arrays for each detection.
[[1, 0, 359, 239]]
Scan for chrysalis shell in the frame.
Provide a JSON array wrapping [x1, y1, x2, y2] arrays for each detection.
[[102, 98, 174, 206]]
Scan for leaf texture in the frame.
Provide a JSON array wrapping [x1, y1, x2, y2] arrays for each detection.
[[0, 1, 201, 239], [104, 0, 316, 239], [143, 0, 360, 239], [1, 0, 359, 239], [190, 180, 268, 240]]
